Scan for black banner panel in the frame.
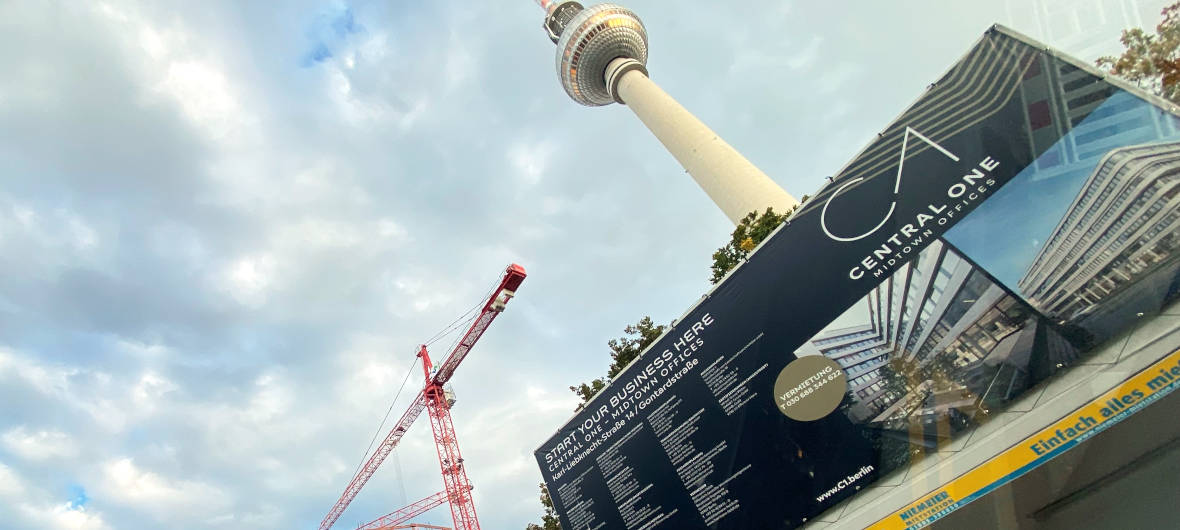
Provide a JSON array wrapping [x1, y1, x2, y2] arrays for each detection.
[[536, 27, 1180, 529]]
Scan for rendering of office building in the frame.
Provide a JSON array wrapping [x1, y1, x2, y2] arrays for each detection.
[[797, 240, 1079, 424], [1019, 141, 1180, 321]]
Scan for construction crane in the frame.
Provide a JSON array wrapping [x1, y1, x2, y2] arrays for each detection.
[[319, 264, 528, 530], [356, 491, 448, 530]]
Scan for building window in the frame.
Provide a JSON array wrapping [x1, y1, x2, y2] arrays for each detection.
[[1027, 100, 1052, 130], [1068, 86, 1116, 109], [1063, 74, 1098, 93], [1038, 147, 1062, 169], [1023, 57, 1042, 80]]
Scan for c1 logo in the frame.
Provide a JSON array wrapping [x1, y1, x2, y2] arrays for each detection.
[[820, 127, 959, 242]]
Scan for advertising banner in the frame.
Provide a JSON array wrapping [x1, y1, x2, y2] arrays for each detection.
[[535, 26, 1180, 529]]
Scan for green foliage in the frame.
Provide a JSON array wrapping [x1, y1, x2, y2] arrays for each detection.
[[709, 197, 808, 284], [570, 316, 668, 411], [924, 353, 960, 392], [877, 357, 918, 401], [525, 483, 562, 530], [568, 378, 607, 410], [1097, 2, 1180, 104]]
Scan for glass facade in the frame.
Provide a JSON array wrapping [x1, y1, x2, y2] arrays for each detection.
[[796, 240, 1080, 426]]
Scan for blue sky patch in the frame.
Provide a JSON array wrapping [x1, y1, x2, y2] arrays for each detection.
[[67, 483, 89, 510], [301, 4, 363, 67]]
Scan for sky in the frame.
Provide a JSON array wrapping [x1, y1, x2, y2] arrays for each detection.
[[0, 1, 1170, 529]]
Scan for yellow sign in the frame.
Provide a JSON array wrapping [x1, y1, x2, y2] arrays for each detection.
[[869, 347, 1180, 529]]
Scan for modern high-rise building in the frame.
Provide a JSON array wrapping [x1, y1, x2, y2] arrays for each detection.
[[533, 0, 798, 224], [794, 321, 893, 419], [796, 240, 1080, 424], [1019, 140, 1180, 320]]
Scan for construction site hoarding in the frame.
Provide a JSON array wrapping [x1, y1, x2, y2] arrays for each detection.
[[535, 25, 1180, 529]]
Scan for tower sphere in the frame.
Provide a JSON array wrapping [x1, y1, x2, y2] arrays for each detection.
[[555, 3, 648, 106]]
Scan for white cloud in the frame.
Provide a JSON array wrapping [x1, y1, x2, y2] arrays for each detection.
[[813, 62, 863, 94], [13, 205, 36, 229], [0, 347, 75, 397], [131, 372, 179, 411], [444, 383, 584, 525], [18, 504, 109, 530], [186, 370, 324, 468], [539, 196, 571, 216], [237, 504, 284, 526], [244, 372, 293, 423], [138, 27, 167, 59], [387, 271, 467, 315], [62, 212, 99, 250], [279, 218, 364, 249], [324, 57, 429, 130], [214, 213, 411, 308], [508, 139, 556, 187], [87, 1, 254, 143], [443, 34, 477, 90], [0, 205, 100, 258], [0, 462, 27, 498], [94, 2, 129, 23], [0, 462, 108, 530], [787, 35, 823, 71], [156, 60, 243, 138], [101, 458, 230, 518], [377, 218, 409, 241], [0, 348, 128, 433], [2, 427, 79, 461], [116, 339, 172, 358], [222, 254, 277, 307]]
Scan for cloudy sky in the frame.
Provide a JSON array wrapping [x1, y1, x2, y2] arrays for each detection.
[[0, 1, 1168, 528]]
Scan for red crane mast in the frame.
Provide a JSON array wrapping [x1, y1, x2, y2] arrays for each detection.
[[318, 264, 527, 530]]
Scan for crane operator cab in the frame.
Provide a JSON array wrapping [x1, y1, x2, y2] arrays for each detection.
[[443, 384, 457, 408]]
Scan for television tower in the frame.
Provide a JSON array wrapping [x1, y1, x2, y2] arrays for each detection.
[[535, 1, 799, 224]]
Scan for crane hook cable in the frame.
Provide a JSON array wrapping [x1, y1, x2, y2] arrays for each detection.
[[423, 272, 501, 347], [348, 354, 421, 483]]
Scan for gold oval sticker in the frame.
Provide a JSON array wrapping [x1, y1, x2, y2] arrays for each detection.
[[773, 356, 847, 421]]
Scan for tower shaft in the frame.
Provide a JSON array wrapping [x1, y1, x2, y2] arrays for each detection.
[[608, 59, 798, 224], [541, 2, 798, 225]]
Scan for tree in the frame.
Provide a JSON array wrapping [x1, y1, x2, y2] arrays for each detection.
[[709, 198, 808, 284], [1096, 2, 1180, 104], [570, 316, 667, 410], [878, 357, 920, 401], [525, 483, 562, 530], [924, 353, 960, 392]]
